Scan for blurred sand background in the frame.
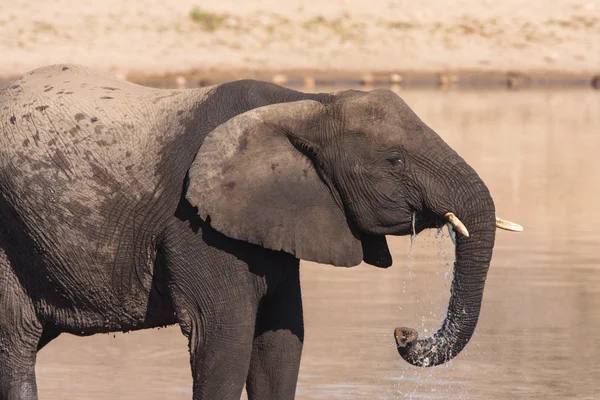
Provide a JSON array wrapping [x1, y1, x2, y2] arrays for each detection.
[[0, 0, 599, 80]]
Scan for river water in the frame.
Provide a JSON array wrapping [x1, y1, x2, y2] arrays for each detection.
[[35, 88, 600, 399]]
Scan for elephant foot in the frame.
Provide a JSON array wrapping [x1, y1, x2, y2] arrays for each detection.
[[394, 327, 418, 347]]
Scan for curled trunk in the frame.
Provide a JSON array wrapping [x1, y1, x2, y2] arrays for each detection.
[[397, 163, 496, 366]]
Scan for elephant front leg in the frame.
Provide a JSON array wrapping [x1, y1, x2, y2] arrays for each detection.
[[173, 290, 258, 400], [0, 312, 42, 400], [179, 304, 257, 400], [0, 252, 43, 400], [246, 267, 304, 400]]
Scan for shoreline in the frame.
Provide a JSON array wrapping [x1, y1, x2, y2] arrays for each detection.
[[5, 67, 596, 90], [124, 68, 600, 89]]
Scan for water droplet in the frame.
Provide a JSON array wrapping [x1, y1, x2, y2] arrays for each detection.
[[446, 223, 457, 245]]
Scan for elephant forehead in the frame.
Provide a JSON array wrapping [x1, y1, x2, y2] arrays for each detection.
[[339, 94, 423, 142], [340, 116, 420, 149]]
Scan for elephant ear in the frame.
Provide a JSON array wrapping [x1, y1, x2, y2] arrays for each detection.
[[185, 100, 364, 267]]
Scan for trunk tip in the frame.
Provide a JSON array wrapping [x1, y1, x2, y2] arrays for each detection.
[[394, 328, 447, 368], [394, 327, 419, 348]]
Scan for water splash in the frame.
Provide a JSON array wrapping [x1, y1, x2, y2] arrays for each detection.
[[408, 211, 417, 256], [393, 214, 469, 399], [405, 211, 418, 290], [446, 223, 457, 245]]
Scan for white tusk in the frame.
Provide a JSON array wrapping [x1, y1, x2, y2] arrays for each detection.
[[496, 217, 523, 232], [444, 212, 469, 237]]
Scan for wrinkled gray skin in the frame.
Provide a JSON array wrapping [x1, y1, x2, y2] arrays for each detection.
[[0, 65, 495, 399]]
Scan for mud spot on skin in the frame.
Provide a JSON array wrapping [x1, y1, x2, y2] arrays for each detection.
[[223, 181, 236, 190], [69, 125, 81, 136], [31, 161, 47, 171], [100, 96, 113, 100], [44, 87, 53, 92], [35, 105, 49, 112], [74, 113, 86, 122], [90, 117, 98, 123], [125, 151, 132, 158], [22, 113, 32, 121], [65, 200, 93, 218], [101, 87, 120, 91], [10, 84, 20, 89], [62, 66, 69, 71], [88, 162, 122, 193], [83, 150, 93, 161], [271, 163, 279, 171], [238, 131, 249, 151], [365, 104, 386, 121], [65, 92, 73, 95], [9, 116, 16, 125], [53, 149, 72, 171], [22, 138, 30, 147]]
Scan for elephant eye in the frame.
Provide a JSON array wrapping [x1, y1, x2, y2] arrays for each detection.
[[388, 157, 403, 167]]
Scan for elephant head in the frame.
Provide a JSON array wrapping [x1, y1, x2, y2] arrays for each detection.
[[185, 89, 521, 367]]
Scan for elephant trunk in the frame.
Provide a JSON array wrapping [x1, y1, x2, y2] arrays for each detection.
[[396, 160, 496, 367]]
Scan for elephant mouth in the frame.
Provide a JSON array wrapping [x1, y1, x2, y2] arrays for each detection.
[[391, 209, 443, 237]]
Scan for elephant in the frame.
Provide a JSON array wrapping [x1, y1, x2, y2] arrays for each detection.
[[0, 64, 521, 399]]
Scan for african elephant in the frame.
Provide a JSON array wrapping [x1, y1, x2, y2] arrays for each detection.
[[0, 64, 521, 399]]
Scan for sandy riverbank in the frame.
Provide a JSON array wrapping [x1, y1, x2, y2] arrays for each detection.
[[1, 0, 599, 81]]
